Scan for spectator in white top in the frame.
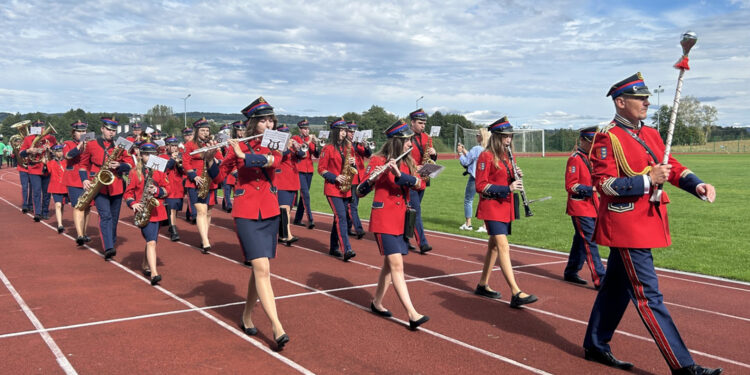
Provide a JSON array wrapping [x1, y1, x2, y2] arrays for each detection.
[[457, 129, 489, 232]]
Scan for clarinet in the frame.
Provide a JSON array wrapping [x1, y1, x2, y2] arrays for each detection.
[[506, 145, 533, 217]]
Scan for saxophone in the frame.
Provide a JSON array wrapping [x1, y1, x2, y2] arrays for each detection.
[[75, 144, 124, 211], [134, 168, 160, 228], [339, 141, 358, 193], [421, 137, 436, 184], [197, 156, 210, 199]]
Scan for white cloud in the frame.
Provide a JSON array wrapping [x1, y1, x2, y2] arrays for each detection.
[[0, 0, 747, 128]]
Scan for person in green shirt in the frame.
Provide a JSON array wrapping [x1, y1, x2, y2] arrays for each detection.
[[0, 136, 7, 169]]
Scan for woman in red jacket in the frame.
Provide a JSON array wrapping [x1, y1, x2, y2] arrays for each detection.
[[209, 97, 288, 350], [317, 118, 357, 262], [124, 143, 170, 286], [357, 119, 429, 330], [47, 145, 68, 234], [474, 117, 537, 308], [274, 123, 303, 246]]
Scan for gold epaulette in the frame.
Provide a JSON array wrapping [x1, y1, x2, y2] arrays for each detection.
[[598, 122, 616, 133], [608, 131, 652, 177]]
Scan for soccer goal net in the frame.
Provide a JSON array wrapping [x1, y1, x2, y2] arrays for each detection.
[[453, 125, 546, 157]]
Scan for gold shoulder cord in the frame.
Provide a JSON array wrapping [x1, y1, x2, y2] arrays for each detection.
[[608, 132, 652, 177]]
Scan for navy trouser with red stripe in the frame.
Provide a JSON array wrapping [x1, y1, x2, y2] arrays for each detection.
[[408, 189, 429, 247], [584, 248, 694, 370], [326, 196, 352, 253], [294, 172, 314, 224], [564, 216, 605, 286]]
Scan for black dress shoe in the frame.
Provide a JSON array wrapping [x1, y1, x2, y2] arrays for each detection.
[[83, 235, 92, 243], [474, 284, 501, 299], [201, 246, 210, 254], [243, 260, 253, 267], [348, 230, 357, 237], [33, 215, 41, 222], [564, 274, 588, 285], [370, 302, 392, 317], [274, 333, 290, 350], [356, 231, 366, 240], [42, 214, 49, 220], [419, 244, 432, 254], [103, 248, 116, 260], [584, 348, 634, 370], [150, 275, 162, 286], [238, 322, 258, 336], [343, 250, 356, 262], [307, 222, 315, 229], [227, 208, 232, 214], [292, 221, 305, 227], [22, 208, 29, 214], [280, 237, 299, 247], [510, 292, 538, 308], [408, 244, 416, 250], [408, 315, 430, 331], [76, 236, 85, 246], [672, 364, 723, 375], [57, 226, 64, 234], [329, 249, 343, 257]]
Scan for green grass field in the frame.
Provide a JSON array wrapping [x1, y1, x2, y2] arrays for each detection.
[[301, 154, 750, 281]]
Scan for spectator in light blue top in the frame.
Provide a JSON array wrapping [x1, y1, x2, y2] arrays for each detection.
[[457, 129, 489, 232]]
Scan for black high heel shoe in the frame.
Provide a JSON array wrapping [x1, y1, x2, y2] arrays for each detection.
[[201, 245, 211, 254], [370, 302, 392, 318], [408, 315, 430, 331], [274, 333, 290, 350], [57, 226, 64, 234], [150, 275, 162, 286], [142, 268, 151, 277], [282, 237, 299, 247], [238, 322, 258, 336], [83, 235, 92, 243]]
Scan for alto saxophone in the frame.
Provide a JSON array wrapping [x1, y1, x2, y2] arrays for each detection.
[[75, 144, 124, 211], [339, 141, 358, 193], [421, 137, 436, 184], [197, 156, 210, 199], [134, 168, 160, 228]]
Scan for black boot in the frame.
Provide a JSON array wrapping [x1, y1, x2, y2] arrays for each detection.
[[170, 226, 180, 242]]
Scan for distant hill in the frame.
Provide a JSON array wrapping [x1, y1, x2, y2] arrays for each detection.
[[0, 112, 12, 122]]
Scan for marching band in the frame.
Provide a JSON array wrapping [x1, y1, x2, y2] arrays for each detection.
[[2, 80, 723, 373]]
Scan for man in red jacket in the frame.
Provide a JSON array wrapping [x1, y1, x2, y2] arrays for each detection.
[[582, 73, 721, 375], [563, 126, 605, 289], [19, 120, 57, 222]]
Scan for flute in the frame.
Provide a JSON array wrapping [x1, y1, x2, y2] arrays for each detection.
[[366, 147, 413, 183], [507, 145, 533, 217], [189, 134, 263, 155]]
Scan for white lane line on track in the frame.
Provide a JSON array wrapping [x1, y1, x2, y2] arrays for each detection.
[[0, 196, 314, 375], [288, 243, 750, 370], [0, 269, 77, 374], [2, 172, 749, 370]]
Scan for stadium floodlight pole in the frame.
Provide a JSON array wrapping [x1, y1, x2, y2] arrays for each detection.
[[416, 95, 424, 109], [650, 31, 697, 203], [183, 93, 191, 129], [654, 85, 664, 133]]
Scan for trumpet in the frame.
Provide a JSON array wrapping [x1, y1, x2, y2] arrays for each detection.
[[189, 134, 263, 155]]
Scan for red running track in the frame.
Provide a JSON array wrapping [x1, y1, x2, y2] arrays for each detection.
[[0, 169, 748, 374]]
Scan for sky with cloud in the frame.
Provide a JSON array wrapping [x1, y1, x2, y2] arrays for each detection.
[[1, 0, 749, 128]]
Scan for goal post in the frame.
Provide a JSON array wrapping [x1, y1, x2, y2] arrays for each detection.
[[453, 124, 545, 157]]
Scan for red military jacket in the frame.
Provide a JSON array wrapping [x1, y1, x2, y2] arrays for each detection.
[[275, 148, 302, 191], [20, 134, 57, 175], [591, 118, 697, 249], [46, 159, 67, 194], [475, 150, 516, 223], [318, 143, 356, 198], [79, 138, 133, 196], [124, 167, 169, 222], [565, 148, 599, 217], [182, 140, 224, 190], [291, 135, 318, 173], [353, 143, 372, 184], [165, 154, 186, 199], [214, 139, 282, 220], [63, 140, 84, 188], [410, 132, 437, 166], [361, 155, 425, 235]]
